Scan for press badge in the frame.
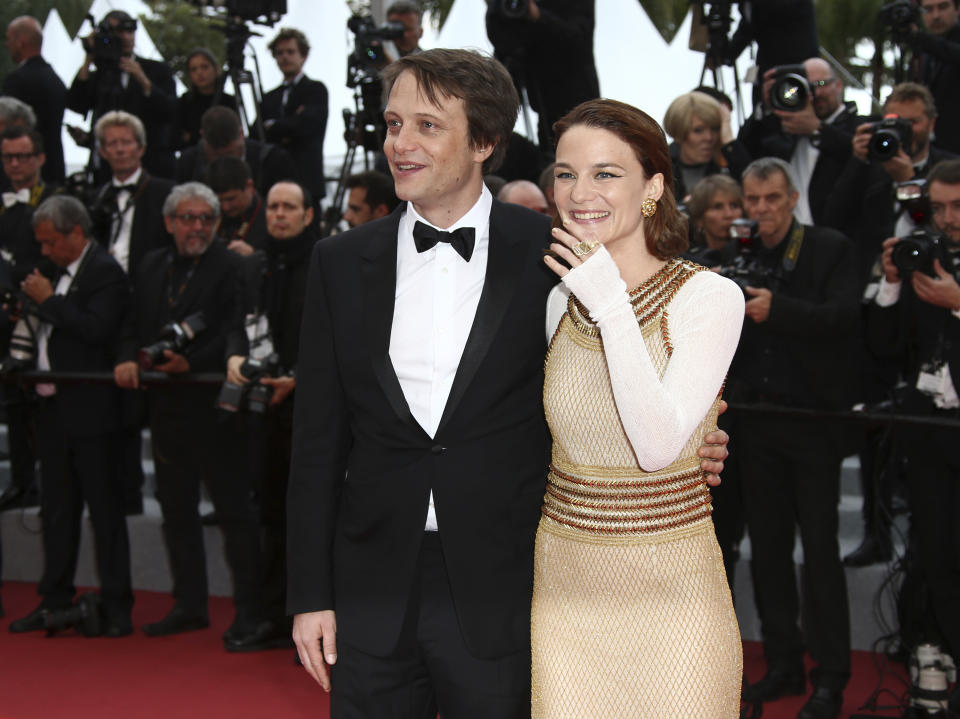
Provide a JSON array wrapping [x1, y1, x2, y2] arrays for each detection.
[[917, 361, 960, 409]]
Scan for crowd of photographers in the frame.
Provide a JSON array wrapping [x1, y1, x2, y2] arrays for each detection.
[[1, 0, 960, 715]]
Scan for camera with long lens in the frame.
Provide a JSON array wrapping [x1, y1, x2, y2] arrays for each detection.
[[43, 592, 105, 637], [867, 115, 914, 162], [348, 14, 405, 72], [717, 219, 775, 295], [891, 226, 952, 277], [878, 0, 922, 37], [138, 312, 206, 370], [81, 15, 136, 71], [896, 178, 930, 226], [769, 64, 810, 113], [217, 352, 281, 413]]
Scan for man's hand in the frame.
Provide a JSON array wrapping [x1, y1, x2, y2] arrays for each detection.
[[527, 0, 541, 21], [226, 355, 248, 384], [719, 102, 735, 145], [744, 287, 773, 323], [119, 56, 151, 94], [882, 148, 916, 183], [261, 375, 296, 405], [227, 239, 255, 257], [293, 610, 337, 692], [880, 236, 901, 284], [114, 361, 140, 389], [20, 269, 54, 304], [775, 103, 820, 136], [912, 259, 960, 310], [700, 404, 729, 487], [154, 350, 190, 374], [851, 122, 873, 163]]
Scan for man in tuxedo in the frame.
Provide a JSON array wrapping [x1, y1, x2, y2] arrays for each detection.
[[114, 182, 261, 645], [288, 49, 730, 717], [176, 106, 297, 198], [7, 195, 132, 637], [906, 0, 960, 154], [67, 10, 176, 179], [3, 16, 67, 184], [261, 28, 328, 202]]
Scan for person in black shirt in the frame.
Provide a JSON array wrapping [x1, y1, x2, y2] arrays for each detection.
[[174, 48, 237, 151], [907, 0, 960, 154]]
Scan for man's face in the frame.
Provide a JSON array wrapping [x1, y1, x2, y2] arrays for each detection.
[[107, 18, 136, 56], [5, 23, 23, 63], [922, 0, 959, 35], [266, 182, 314, 239], [885, 98, 935, 158], [217, 180, 255, 219], [35, 221, 86, 268], [272, 38, 305, 80], [387, 11, 423, 54], [1, 135, 44, 189], [930, 180, 960, 243], [98, 124, 144, 179], [344, 186, 376, 228], [383, 70, 491, 226], [805, 61, 843, 119], [164, 198, 219, 257], [742, 171, 799, 246]]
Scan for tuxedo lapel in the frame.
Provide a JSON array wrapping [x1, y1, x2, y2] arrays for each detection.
[[361, 213, 420, 430], [436, 201, 525, 435]]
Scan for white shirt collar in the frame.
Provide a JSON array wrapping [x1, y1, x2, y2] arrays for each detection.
[[113, 166, 143, 188], [402, 183, 493, 235]]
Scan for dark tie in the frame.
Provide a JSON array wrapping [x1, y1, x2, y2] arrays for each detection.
[[412, 221, 476, 262]]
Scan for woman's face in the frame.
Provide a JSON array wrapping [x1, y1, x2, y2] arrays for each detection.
[[554, 125, 663, 252], [680, 114, 719, 165], [698, 190, 742, 246], [188, 55, 217, 94]]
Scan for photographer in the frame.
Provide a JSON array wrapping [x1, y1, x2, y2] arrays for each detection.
[[723, 0, 819, 80], [728, 158, 859, 718], [114, 182, 262, 645], [221, 180, 316, 652], [66, 10, 177, 180], [204, 157, 268, 255], [259, 29, 328, 202], [7, 196, 132, 638], [385, 1, 424, 58], [343, 170, 398, 229], [868, 159, 960, 715], [905, 0, 960, 154], [486, 0, 599, 153], [739, 57, 863, 228]]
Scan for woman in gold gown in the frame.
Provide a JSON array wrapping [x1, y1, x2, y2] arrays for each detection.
[[534, 99, 745, 718]]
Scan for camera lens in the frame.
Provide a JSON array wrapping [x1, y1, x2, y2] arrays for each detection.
[[869, 130, 901, 162]]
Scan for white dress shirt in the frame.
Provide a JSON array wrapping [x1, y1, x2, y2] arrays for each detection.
[[389, 186, 492, 531], [790, 105, 846, 226], [109, 166, 142, 274]]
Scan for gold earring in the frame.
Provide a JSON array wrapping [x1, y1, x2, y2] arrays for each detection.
[[641, 198, 657, 218]]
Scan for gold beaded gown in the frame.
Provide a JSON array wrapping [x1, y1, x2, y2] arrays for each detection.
[[531, 259, 743, 718]]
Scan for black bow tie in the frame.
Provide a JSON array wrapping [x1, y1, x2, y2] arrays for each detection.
[[412, 221, 476, 262], [113, 183, 137, 193]]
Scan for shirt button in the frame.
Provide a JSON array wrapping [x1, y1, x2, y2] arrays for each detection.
[[431, 445, 446, 455]]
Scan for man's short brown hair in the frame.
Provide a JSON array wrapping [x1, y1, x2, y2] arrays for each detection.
[[268, 28, 309, 58], [885, 82, 937, 118], [381, 49, 519, 174]]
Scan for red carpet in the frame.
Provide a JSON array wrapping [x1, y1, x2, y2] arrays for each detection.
[[0, 581, 910, 718]]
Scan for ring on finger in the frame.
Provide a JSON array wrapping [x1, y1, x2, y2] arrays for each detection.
[[571, 240, 599, 257]]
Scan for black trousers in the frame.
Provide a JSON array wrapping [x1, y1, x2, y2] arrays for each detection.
[[149, 394, 261, 620], [900, 422, 960, 659], [331, 533, 531, 719], [35, 398, 132, 618], [738, 414, 851, 690]]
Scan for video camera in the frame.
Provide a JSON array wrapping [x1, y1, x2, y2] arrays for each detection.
[[878, 0, 922, 37], [867, 115, 914, 162], [891, 225, 954, 277], [81, 14, 136, 71], [188, 0, 286, 25], [138, 312, 207, 370], [716, 219, 778, 295], [768, 65, 809, 113], [217, 353, 281, 413], [348, 14, 405, 73]]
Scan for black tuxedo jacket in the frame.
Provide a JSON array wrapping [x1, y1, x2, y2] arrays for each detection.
[[259, 76, 328, 199], [2, 56, 67, 184], [0, 182, 58, 285], [908, 24, 960, 155], [91, 173, 174, 279], [176, 138, 298, 199], [287, 200, 556, 659], [37, 242, 128, 437], [67, 57, 177, 178]]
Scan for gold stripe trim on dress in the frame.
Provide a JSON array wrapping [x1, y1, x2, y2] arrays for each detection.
[[538, 512, 714, 545]]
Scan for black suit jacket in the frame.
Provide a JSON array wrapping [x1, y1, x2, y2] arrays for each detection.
[[176, 138, 298, 198], [37, 242, 128, 437], [909, 24, 960, 155], [287, 201, 556, 659], [67, 57, 177, 178], [0, 182, 58, 285], [260, 77, 328, 199], [90, 173, 174, 279], [739, 102, 862, 227], [2, 56, 67, 184]]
